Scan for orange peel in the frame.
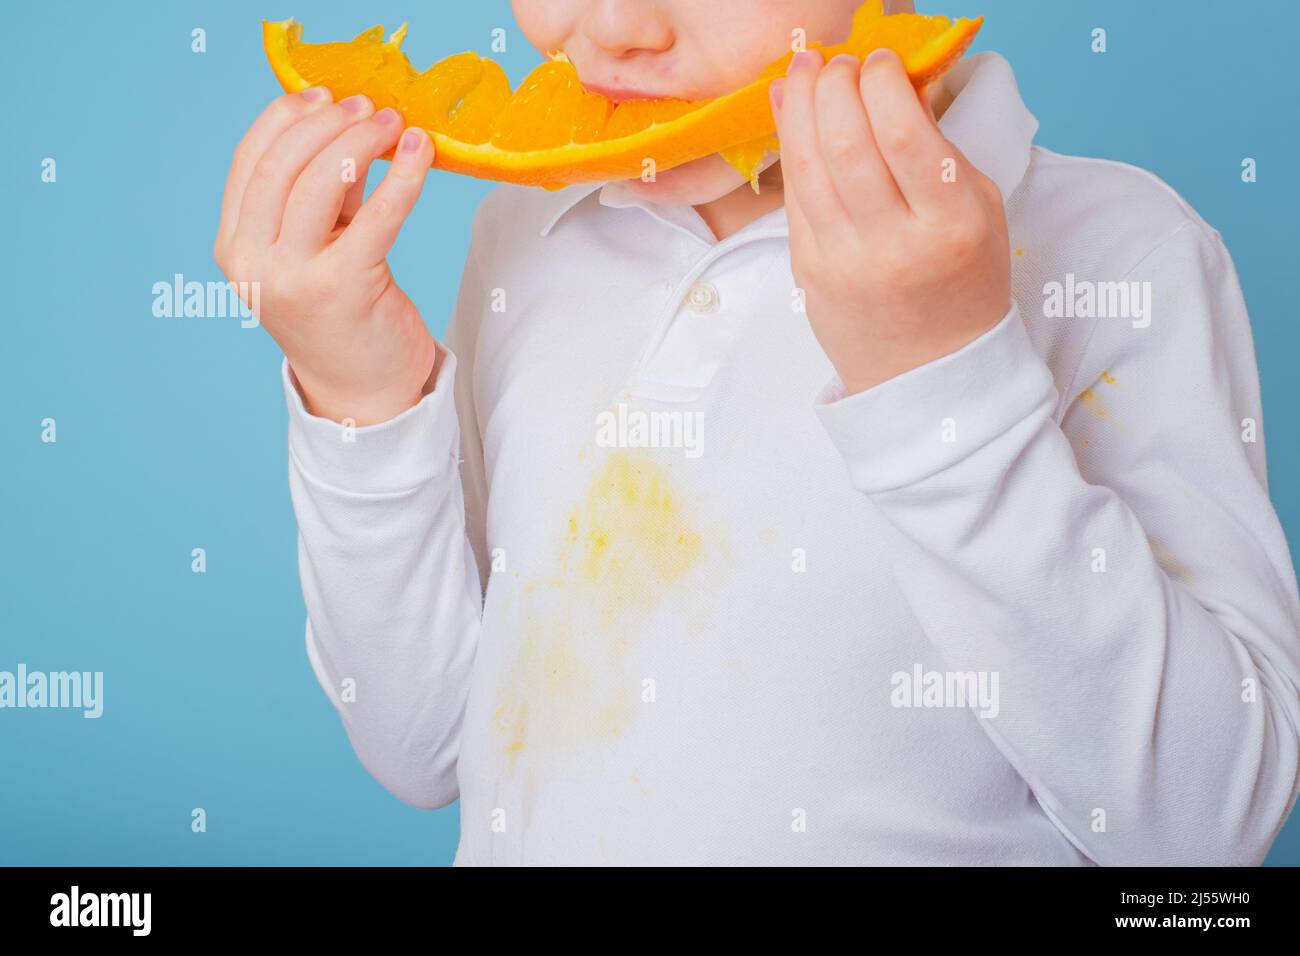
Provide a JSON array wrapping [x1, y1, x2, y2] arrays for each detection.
[[263, 1, 982, 190]]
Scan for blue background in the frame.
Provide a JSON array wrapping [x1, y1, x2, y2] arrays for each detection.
[[1, 0, 1297, 865]]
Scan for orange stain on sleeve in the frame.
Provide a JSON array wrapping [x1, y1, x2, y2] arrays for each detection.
[[1077, 370, 1119, 421], [1077, 387, 1109, 420], [1151, 539, 1195, 585]]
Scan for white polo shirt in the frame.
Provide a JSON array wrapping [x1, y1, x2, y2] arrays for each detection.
[[283, 52, 1300, 865]]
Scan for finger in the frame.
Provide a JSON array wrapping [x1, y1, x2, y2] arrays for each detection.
[[858, 48, 952, 214], [920, 83, 941, 123], [330, 127, 434, 266], [234, 94, 377, 250], [783, 172, 817, 252], [278, 107, 405, 253], [771, 85, 812, 251], [813, 54, 906, 228], [772, 49, 851, 241], [337, 166, 372, 228], [217, 88, 333, 250]]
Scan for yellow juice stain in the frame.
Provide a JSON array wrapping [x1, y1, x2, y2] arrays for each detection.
[[1151, 539, 1195, 585], [493, 449, 717, 768], [498, 699, 529, 757], [1077, 387, 1109, 420], [1014, 247, 1026, 258], [1078, 370, 1119, 421], [562, 450, 704, 625]]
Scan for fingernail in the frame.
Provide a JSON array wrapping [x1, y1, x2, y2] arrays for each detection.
[[829, 54, 861, 69], [300, 86, 331, 103], [769, 78, 784, 109], [375, 107, 401, 126], [340, 94, 372, 113], [400, 127, 425, 153], [789, 50, 822, 72], [866, 47, 897, 65]]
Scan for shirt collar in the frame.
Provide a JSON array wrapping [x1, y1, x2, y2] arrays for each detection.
[[538, 51, 1038, 238], [933, 52, 1039, 203], [538, 182, 606, 237]]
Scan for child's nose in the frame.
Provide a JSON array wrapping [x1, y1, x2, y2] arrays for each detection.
[[582, 0, 675, 57]]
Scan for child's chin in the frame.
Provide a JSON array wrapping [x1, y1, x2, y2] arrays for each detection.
[[619, 154, 752, 207]]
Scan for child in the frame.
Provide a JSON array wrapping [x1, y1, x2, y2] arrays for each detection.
[[215, 0, 1300, 865]]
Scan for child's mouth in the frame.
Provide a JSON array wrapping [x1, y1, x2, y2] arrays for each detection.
[[579, 80, 687, 104]]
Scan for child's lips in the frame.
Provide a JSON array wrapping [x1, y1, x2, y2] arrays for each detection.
[[580, 80, 683, 103]]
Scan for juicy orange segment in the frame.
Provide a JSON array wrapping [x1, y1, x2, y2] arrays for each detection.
[[263, 1, 983, 190]]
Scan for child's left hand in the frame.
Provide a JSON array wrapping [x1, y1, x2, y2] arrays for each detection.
[[771, 48, 1011, 395]]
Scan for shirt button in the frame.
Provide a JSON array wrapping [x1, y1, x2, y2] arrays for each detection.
[[685, 281, 720, 315]]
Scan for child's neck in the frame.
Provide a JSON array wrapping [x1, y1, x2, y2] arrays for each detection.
[[694, 163, 787, 242]]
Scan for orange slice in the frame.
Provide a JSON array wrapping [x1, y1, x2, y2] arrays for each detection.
[[263, 1, 982, 190]]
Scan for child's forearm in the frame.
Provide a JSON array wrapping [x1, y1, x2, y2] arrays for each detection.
[[816, 223, 1300, 865], [285, 348, 482, 808]]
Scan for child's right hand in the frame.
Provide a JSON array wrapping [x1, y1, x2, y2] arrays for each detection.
[[215, 89, 441, 425]]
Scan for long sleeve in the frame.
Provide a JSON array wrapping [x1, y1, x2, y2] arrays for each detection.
[[815, 220, 1300, 865], [285, 250, 489, 810]]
